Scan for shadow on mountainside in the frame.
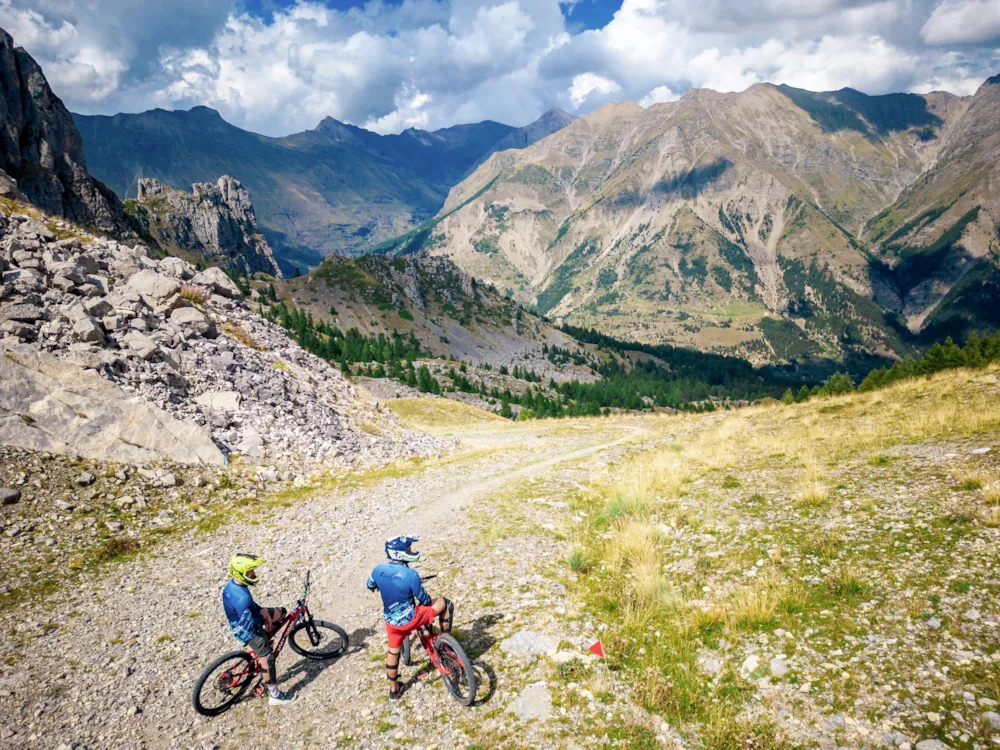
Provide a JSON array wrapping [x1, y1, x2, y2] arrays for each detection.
[[654, 158, 733, 199]]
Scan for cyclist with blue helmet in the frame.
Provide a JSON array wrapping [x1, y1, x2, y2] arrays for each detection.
[[367, 535, 451, 700]]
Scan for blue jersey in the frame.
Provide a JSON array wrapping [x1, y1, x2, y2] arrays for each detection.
[[367, 562, 431, 626], [222, 579, 263, 643]]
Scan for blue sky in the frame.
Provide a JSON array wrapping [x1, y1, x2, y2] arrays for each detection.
[[2, 0, 998, 137], [240, 0, 621, 28]]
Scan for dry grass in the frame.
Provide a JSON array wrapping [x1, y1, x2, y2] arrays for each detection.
[[549, 364, 1000, 749], [386, 397, 505, 433], [984, 482, 1000, 506], [802, 530, 845, 559], [979, 508, 1000, 527], [222, 322, 258, 349], [180, 284, 208, 306], [606, 518, 661, 573]]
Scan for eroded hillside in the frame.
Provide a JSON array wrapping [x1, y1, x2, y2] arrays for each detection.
[[388, 80, 1000, 370]]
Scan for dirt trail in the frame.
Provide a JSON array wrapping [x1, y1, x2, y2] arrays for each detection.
[[0, 418, 649, 749]]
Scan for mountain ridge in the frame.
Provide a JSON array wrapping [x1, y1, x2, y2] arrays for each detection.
[[389, 76, 999, 371], [73, 106, 578, 270]]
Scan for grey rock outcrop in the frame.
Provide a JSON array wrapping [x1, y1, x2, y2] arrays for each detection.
[[0, 348, 224, 465], [0, 28, 121, 231], [135, 177, 281, 277]]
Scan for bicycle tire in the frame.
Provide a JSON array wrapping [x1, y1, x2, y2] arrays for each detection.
[[288, 619, 349, 660], [435, 634, 477, 706], [401, 635, 413, 666], [192, 650, 256, 717]]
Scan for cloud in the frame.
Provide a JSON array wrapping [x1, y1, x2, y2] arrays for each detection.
[[569, 72, 622, 106], [921, 0, 1000, 46], [639, 85, 681, 106], [4, 0, 1000, 136]]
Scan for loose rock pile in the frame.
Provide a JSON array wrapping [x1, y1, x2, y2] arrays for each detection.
[[0, 206, 443, 468]]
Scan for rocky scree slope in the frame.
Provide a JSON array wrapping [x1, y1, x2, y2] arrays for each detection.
[[130, 176, 282, 277], [414, 80, 999, 368], [74, 106, 578, 267], [0, 204, 441, 469], [0, 28, 122, 233]]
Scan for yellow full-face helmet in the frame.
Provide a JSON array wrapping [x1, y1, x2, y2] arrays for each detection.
[[228, 553, 264, 586]]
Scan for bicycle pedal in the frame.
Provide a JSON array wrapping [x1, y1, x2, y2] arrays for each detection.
[[417, 671, 432, 681]]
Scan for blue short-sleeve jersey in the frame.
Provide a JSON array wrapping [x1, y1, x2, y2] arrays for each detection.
[[222, 579, 263, 643], [366, 562, 431, 626]]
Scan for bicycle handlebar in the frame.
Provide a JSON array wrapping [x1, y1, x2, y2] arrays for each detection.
[[420, 574, 437, 582]]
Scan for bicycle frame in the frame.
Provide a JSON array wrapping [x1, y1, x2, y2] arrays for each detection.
[[229, 571, 314, 694], [409, 575, 457, 680]]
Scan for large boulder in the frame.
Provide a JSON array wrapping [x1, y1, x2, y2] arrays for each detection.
[[122, 330, 157, 360], [195, 390, 242, 411], [71, 314, 104, 343], [170, 306, 215, 337], [127, 269, 181, 300], [0, 349, 224, 465], [191, 266, 241, 298]]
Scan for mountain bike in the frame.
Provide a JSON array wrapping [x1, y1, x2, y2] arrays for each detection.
[[398, 574, 477, 706], [192, 570, 349, 716]]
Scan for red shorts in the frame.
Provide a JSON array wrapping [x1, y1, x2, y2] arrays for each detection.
[[385, 605, 438, 649]]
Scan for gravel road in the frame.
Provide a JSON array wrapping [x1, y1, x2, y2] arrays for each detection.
[[0, 418, 647, 749]]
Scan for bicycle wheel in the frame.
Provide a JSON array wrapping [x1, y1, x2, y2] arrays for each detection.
[[192, 650, 256, 717], [435, 634, 477, 706], [401, 635, 413, 666], [288, 619, 349, 660]]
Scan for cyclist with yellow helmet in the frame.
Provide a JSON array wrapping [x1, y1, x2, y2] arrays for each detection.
[[222, 553, 296, 705]]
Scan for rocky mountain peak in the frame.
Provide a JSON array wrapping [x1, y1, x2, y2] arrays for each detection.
[[133, 176, 282, 277], [0, 27, 122, 232]]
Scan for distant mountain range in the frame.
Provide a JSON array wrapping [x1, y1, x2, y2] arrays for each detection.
[[6, 13, 997, 373], [381, 77, 1000, 369], [73, 106, 576, 273]]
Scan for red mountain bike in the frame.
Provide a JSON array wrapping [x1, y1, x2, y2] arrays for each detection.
[[193, 570, 348, 716], [399, 574, 477, 706]]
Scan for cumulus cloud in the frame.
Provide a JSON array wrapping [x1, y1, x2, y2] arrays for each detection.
[[639, 85, 681, 106], [3, 0, 999, 136], [921, 0, 1000, 46], [569, 72, 622, 106]]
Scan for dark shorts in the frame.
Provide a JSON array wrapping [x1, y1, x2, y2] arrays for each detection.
[[245, 634, 273, 657]]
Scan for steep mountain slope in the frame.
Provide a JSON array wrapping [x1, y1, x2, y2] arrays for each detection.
[[473, 108, 577, 168], [73, 108, 577, 270], [129, 176, 282, 277], [864, 76, 1000, 343], [399, 82, 994, 368], [0, 28, 121, 232]]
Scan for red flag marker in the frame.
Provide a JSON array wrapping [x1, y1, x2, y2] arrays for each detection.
[[589, 639, 606, 659]]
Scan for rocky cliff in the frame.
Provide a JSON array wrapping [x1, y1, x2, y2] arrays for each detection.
[[132, 176, 282, 277], [0, 28, 121, 232]]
